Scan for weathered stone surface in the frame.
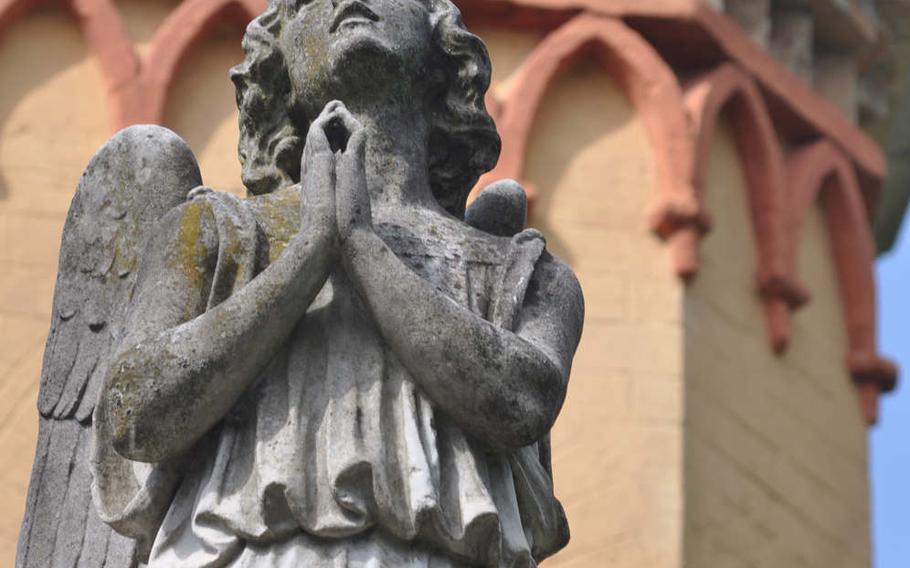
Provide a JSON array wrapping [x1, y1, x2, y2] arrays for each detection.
[[465, 178, 528, 237], [16, 124, 201, 567], [19, 1, 584, 566]]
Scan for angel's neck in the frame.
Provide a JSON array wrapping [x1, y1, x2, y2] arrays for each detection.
[[343, 99, 443, 217]]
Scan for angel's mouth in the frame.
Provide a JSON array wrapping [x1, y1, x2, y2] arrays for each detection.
[[330, 1, 380, 33]]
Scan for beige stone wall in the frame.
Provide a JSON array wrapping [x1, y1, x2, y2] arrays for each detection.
[[515, 59, 685, 567], [162, 15, 245, 197], [683, 119, 870, 567]]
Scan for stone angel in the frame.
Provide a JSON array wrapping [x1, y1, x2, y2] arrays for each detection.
[[17, 0, 585, 566]]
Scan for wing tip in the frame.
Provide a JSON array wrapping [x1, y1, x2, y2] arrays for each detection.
[[466, 178, 528, 237]]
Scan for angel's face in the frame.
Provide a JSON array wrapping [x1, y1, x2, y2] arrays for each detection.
[[281, 0, 434, 110]]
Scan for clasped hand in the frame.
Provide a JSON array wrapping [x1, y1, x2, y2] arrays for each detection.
[[299, 100, 372, 253]]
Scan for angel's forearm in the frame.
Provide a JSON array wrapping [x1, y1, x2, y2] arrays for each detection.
[[106, 229, 335, 462], [343, 228, 565, 450]]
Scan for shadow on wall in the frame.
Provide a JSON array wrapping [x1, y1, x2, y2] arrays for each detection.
[[525, 59, 645, 267], [0, 6, 96, 202], [162, 16, 246, 196], [116, 0, 185, 49]]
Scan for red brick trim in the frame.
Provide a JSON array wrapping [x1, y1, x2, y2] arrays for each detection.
[[68, 0, 144, 128], [461, 0, 885, 195], [0, 0, 38, 39], [0, 0, 262, 128], [683, 63, 804, 353], [143, 0, 265, 124], [786, 140, 896, 424], [0, 0, 142, 129], [472, 14, 698, 252]]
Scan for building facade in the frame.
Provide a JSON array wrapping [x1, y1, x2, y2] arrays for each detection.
[[0, 0, 899, 566]]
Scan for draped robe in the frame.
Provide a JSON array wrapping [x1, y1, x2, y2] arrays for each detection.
[[92, 189, 568, 567]]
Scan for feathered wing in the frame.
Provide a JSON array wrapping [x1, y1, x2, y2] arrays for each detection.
[[465, 178, 528, 238], [16, 125, 203, 568]]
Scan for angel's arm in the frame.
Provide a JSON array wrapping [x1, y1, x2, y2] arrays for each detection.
[[102, 106, 347, 463], [329, 107, 583, 451], [100, 193, 334, 463], [345, 228, 584, 451]]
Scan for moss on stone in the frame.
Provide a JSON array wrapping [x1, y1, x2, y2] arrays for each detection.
[[176, 201, 208, 290]]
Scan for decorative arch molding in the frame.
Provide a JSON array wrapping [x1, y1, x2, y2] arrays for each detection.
[[0, 0, 41, 40], [682, 64, 804, 352], [473, 13, 699, 258], [0, 0, 142, 129], [142, 0, 265, 124], [0, 0, 896, 420], [0, 0, 262, 129], [786, 140, 896, 424], [459, 0, 886, 189], [67, 0, 143, 128]]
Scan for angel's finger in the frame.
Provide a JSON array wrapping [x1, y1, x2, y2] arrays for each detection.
[[302, 138, 334, 195], [302, 120, 333, 180], [327, 105, 363, 138], [337, 129, 366, 172]]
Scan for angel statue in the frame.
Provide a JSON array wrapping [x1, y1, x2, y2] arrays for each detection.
[[17, 0, 584, 565]]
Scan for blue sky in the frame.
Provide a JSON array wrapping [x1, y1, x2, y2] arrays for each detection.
[[873, 224, 910, 567]]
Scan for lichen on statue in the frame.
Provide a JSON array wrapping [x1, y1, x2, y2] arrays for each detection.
[[17, 0, 585, 566]]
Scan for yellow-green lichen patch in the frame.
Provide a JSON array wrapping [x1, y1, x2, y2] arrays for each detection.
[[253, 187, 299, 264], [176, 201, 210, 290], [223, 216, 246, 283]]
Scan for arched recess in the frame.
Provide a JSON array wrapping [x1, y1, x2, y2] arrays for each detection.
[[683, 63, 801, 352], [142, 0, 264, 124], [67, 0, 141, 127], [786, 140, 897, 424], [0, 0, 40, 36], [0, 0, 140, 130], [475, 13, 698, 253], [0, 1, 111, 205]]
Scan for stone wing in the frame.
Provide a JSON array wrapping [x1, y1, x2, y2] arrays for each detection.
[[465, 179, 559, 479], [465, 178, 529, 237], [16, 125, 203, 568]]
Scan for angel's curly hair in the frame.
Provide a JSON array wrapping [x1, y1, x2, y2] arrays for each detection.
[[230, 0, 500, 217]]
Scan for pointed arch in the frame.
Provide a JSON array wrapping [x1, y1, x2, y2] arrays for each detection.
[[142, 0, 264, 124], [0, 0, 39, 35], [0, 0, 141, 129], [683, 63, 801, 351], [786, 140, 896, 424], [65, 0, 142, 128], [476, 13, 698, 255]]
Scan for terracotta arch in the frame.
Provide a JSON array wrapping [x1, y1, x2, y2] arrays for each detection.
[[474, 13, 698, 252], [0, 0, 141, 130], [786, 140, 896, 424], [683, 64, 803, 352], [0, 0, 39, 38], [141, 0, 265, 125], [68, 0, 143, 128]]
